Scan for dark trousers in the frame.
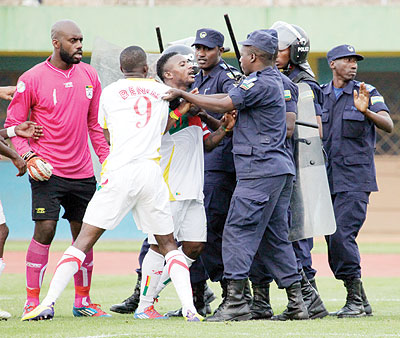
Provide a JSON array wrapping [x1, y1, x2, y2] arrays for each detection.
[[325, 191, 370, 280], [223, 174, 300, 288]]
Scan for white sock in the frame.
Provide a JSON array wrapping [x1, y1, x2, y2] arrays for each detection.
[[154, 246, 195, 297], [136, 248, 165, 313], [0, 258, 5, 277], [165, 249, 196, 316], [42, 246, 86, 306]]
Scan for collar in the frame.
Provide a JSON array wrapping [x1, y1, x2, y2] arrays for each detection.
[[287, 66, 300, 81], [45, 56, 76, 79], [324, 79, 355, 95]]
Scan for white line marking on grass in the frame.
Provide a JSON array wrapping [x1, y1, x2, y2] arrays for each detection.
[[287, 333, 400, 337]]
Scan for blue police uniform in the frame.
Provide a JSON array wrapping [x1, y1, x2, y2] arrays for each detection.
[[189, 28, 238, 284], [223, 57, 300, 288], [249, 69, 300, 285], [321, 46, 389, 280], [286, 65, 324, 281]]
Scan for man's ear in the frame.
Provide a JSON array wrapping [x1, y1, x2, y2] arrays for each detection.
[[250, 53, 257, 63], [164, 71, 173, 80], [52, 39, 60, 50], [329, 60, 335, 70]]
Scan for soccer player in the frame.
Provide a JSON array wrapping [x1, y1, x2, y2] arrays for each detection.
[[132, 52, 236, 319], [21, 46, 204, 322], [0, 85, 43, 320], [5, 20, 110, 318]]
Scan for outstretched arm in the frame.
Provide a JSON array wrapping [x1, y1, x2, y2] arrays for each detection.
[[0, 86, 16, 101], [163, 89, 235, 114], [354, 83, 393, 133]]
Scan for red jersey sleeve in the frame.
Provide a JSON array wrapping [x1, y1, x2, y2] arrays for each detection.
[[4, 74, 36, 156]]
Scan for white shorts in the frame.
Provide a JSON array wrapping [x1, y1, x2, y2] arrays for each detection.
[[0, 200, 5, 224], [83, 160, 174, 236], [148, 199, 207, 244]]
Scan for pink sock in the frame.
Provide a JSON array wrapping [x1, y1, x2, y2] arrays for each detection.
[[26, 239, 50, 306], [73, 248, 93, 307]]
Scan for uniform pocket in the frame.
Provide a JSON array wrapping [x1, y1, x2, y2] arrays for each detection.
[[342, 107, 366, 138], [226, 188, 270, 227]]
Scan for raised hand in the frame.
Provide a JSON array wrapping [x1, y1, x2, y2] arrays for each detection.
[[353, 82, 369, 114]]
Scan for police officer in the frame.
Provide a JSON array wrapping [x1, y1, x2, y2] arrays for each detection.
[[163, 29, 309, 322], [189, 28, 239, 309], [322, 45, 393, 317], [249, 22, 328, 320], [248, 64, 299, 320], [272, 22, 323, 290]]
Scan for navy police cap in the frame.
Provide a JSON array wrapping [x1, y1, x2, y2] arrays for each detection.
[[192, 28, 224, 48], [240, 29, 278, 54], [327, 44, 364, 63]]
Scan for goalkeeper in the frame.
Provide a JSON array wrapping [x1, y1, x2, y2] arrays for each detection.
[[4, 20, 110, 319]]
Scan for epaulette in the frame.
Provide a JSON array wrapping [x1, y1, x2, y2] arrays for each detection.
[[354, 81, 375, 93], [239, 76, 257, 90]]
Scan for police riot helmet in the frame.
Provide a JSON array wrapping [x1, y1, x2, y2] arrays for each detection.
[[271, 21, 310, 65]]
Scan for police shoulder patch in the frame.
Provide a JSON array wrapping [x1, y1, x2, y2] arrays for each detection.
[[370, 96, 384, 105], [240, 82, 255, 90], [284, 89, 292, 101], [226, 72, 235, 79]]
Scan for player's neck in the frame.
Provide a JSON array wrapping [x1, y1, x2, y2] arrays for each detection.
[[49, 54, 73, 71], [124, 72, 146, 79]]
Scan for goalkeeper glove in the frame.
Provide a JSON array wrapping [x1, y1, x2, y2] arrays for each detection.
[[23, 151, 53, 181]]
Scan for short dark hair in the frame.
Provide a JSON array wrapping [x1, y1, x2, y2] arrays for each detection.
[[156, 52, 178, 82], [246, 45, 277, 65], [120, 46, 147, 72]]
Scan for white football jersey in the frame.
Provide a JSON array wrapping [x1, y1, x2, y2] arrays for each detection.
[[160, 115, 210, 201], [98, 78, 170, 171]]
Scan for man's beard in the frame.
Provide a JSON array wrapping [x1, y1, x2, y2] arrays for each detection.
[[60, 45, 80, 65]]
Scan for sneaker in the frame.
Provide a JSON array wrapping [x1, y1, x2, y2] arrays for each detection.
[[184, 309, 204, 322], [22, 301, 37, 317], [0, 309, 11, 320], [21, 303, 54, 321], [134, 305, 168, 319], [73, 304, 111, 317]]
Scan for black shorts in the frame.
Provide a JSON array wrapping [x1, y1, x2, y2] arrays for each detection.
[[30, 175, 97, 222]]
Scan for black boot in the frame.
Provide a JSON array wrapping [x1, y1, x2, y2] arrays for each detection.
[[300, 270, 328, 319], [332, 278, 366, 318], [110, 274, 141, 314], [243, 279, 253, 306], [271, 281, 309, 321], [250, 283, 273, 320], [212, 279, 228, 315], [360, 281, 372, 316], [308, 277, 318, 292], [192, 281, 206, 316], [204, 283, 216, 315], [205, 279, 252, 322]]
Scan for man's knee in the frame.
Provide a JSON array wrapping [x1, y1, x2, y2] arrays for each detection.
[[182, 242, 204, 259], [33, 220, 58, 245]]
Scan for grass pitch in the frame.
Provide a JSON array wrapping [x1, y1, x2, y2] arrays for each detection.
[[1, 241, 399, 337]]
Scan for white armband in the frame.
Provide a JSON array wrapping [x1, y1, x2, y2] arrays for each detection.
[[6, 126, 16, 138]]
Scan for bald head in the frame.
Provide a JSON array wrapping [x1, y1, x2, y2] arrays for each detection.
[[51, 20, 81, 41], [120, 46, 147, 74]]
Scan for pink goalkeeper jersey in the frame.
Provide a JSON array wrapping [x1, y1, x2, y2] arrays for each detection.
[[5, 57, 110, 179]]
